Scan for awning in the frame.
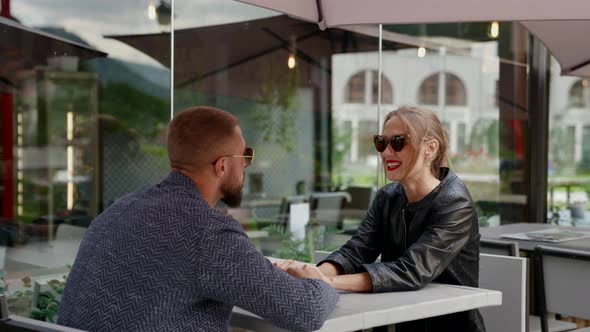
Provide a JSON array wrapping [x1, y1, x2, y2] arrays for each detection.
[[522, 20, 590, 77], [234, 0, 590, 29], [233, 1, 590, 78], [107, 15, 416, 99], [105, 31, 169, 68], [0, 16, 107, 84]]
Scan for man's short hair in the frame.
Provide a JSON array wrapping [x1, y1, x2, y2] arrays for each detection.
[[167, 106, 239, 171]]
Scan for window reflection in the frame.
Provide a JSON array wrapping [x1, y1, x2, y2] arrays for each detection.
[[568, 79, 590, 108], [1, 0, 171, 321], [16, 70, 100, 226], [344, 69, 393, 105], [418, 72, 467, 106], [0, 0, 554, 326], [171, 9, 531, 267], [372, 71, 393, 105], [549, 62, 590, 225], [345, 71, 365, 103]]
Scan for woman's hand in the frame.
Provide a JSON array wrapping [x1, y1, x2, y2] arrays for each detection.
[[317, 261, 342, 277], [274, 260, 333, 286], [274, 260, 373, 292]]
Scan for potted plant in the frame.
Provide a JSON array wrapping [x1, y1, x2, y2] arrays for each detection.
[[1, 270, 68, 323], [569, 200, 586, 219]]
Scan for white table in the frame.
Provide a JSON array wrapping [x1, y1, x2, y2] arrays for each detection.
[[230, 283, 502, 332], [480, 223, 590, 251]]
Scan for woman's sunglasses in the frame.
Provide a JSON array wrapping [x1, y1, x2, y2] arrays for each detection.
[[212, 147, 255, 167], [373, 134, 408, 153]]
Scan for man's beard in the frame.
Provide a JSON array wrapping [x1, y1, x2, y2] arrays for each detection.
[[220, 173, 244, 207]]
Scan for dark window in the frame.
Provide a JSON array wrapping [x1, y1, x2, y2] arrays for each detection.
[[345, 71, 366, 103], [418, 72, 467, 106], [370, 70, 393, 104], [346, 70, 393, 104], [569, 79, 590, 108]]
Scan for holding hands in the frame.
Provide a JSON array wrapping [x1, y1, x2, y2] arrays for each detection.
[[274, 260, 333, 286], [274, 259, 372, 292]]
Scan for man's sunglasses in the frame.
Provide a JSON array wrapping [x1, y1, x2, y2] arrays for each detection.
[[212, 147, 255, 167], [373, 134, 408, 153]]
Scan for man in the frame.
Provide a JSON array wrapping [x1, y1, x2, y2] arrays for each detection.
[[58, 106, 339, 331]]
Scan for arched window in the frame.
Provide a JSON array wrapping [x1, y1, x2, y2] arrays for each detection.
[[569, 79, 590, 108], [370, 70, 393, 104], [345, 70, 393, 104], [345, 71, 366, 103], [418, 72, 467, 106]]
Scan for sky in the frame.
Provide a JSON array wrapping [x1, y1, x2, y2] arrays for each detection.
[[11, 0, 277, 67]]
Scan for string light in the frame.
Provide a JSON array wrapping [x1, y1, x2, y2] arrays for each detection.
[[148, 2, 157, 20], [489, 21, 499, 38], [288, 54, 296, 69], [417, 47, 426, 58]]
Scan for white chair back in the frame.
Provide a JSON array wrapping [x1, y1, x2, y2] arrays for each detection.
[[480, 253, 528, 332]]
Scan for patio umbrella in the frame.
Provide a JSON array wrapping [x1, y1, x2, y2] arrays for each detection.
[[234, 0, 590, 78], [522, 21, 590, 77], [234, 0, 590, 29], [0, 16, 107, 83], [107, 15, 415, 100]]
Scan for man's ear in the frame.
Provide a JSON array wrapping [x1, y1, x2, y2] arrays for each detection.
[[212, 158, 226, 177]]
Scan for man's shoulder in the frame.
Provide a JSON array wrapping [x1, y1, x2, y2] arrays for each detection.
[[123, 181, 206, 208], [92, 183, 210, 228]]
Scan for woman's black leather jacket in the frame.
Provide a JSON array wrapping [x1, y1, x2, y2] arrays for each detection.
[[320, 168, 484, 332]]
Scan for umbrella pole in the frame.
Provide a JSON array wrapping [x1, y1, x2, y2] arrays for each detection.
[[377, 24, 383, 186]]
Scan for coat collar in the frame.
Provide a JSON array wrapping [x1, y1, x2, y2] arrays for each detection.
[[160, 171, 204, 200]]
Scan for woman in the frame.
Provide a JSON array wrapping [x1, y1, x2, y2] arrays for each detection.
[[278, 106, 484, 332]]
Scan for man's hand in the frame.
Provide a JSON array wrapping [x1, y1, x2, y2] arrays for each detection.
[[274, 260, 333, 286]]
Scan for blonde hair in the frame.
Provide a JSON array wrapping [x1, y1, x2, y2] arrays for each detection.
[[383, 106, 449, 178]]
